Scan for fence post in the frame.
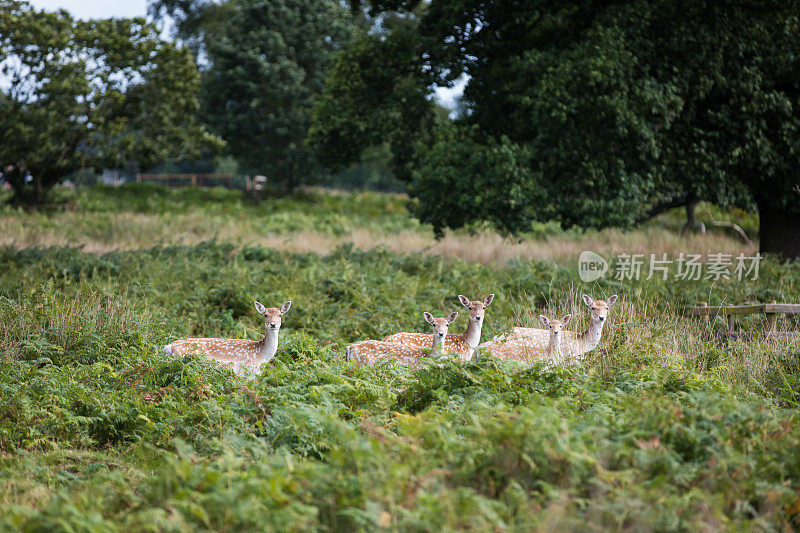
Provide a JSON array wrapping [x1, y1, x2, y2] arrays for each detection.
[[767, 300, 778, 332], [700, 302, 709, 327]]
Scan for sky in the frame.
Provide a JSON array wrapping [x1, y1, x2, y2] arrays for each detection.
[[25, 0, 466, 111], [29, 0, 150, 19]]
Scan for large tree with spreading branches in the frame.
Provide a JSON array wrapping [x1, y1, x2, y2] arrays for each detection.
[[0, 0, 220, 204]]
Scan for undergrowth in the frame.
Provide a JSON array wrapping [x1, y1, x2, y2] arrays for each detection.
[[1, 188, 799, 530]]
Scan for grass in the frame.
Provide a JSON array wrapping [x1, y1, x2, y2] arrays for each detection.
[[1, 184, 799, 531], [1, 184, 755, 264]]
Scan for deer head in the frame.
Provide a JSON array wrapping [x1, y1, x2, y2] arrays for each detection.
[[254, 300, 292, 330], [458, 294, 494, 325], [424, 311, 458, 337], [539, 314, 571, 337], [582, 294, 617, 324]]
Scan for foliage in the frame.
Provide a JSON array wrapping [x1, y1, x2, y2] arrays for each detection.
[[198, 0, 353, 191], [0, 0, 221, 204], [307, 18, 443, 184], [328, 0, 800, 258], [409, 127, 547, 236], [2, 186, 800, 529]]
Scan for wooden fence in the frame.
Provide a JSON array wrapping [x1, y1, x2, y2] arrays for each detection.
[[686, 301, 800, 333], [136, 173, 234, 188]]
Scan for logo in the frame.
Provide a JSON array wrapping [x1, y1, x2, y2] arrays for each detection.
[[578, 251, 608, 282]]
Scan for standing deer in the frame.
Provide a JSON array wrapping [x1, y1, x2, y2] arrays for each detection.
[[479, 314, 571, 365], [346, 312, 458, 367], [382, 294, 494, 361], [496, 294, 618, 361], [164, 300, 292, 375]]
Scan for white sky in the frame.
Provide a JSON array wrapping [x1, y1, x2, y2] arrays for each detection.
[[434, 74, 467, 114], [26, 0, 466, 111], [28, 0, 149, 19]]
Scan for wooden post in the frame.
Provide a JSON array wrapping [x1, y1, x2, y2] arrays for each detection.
[[767, 300, 778, 332], [727, 314, 735, 333], [700, 302, 709, 327]]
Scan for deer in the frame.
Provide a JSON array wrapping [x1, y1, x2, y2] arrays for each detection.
[[495, 294, 618, 362], [164, 300, 292, 376], [479, 314, 571, 366], [346, 311, 459, 367], [381, 294, 494, 362]]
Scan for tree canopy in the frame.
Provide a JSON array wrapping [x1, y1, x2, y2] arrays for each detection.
[[315, 0, 800, 257], [152, 0, 354, 191], [307, 16, 444, 184], [0, 0, 220, 204]]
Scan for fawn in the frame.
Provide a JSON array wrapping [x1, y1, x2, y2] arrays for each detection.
[[382, 294, 494, 361], [496, 294, 618, 361], [479, 314, 571, 365], [164, 300, 292, 375], [346, 312, 458, 367]]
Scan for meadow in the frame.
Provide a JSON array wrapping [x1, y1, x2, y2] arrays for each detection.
[[1, 184, 799, 531]]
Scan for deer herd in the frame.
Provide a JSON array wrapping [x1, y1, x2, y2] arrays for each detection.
[[165, 293, 618, 376]]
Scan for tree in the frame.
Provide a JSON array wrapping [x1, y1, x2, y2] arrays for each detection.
[[148, 0, 226, 59], [409, 126, 546, 236], [307, 16, 443, 184], [197, 0, 353, 191], [344, 0, 800, 258], [0, 0, 220, 204]]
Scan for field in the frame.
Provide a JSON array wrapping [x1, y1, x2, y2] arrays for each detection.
[[1, 185, 799, 531]]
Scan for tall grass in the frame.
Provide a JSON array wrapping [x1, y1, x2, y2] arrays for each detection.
[[1, 185, 799, 530]]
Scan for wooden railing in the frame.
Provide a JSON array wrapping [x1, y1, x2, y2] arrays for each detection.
[[136, 173, 234, 188], [686, 301, 800, 332]]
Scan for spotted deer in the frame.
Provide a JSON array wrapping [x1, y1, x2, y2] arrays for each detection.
[[496, 294, 618, 361], [164, 300, 292, 375], [346, 312, 458, 367], [382, 294, 494, 361], [479, 314, 571, 365]]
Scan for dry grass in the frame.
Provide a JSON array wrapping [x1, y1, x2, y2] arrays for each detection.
[[0, 210, 755, 266]]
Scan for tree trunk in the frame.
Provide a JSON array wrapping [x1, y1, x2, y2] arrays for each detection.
[[680, 195, 706, 234], [686, 200, 696, 228], [6, 167, 50, 206], [757, 200, 800, 260]]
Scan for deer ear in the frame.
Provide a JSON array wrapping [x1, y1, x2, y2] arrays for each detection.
[[254, 301, 267, 314], [606, 295, 618, 306], [582, 294, 594, 306], [447, 311, 459, 324], [423, 312, 435, 324], [561, 314, 571, 325], [539, 315, 550, 327], [280, 301, 292, 315], [458, 295, 470, 308], [483, 294, 494, 306]]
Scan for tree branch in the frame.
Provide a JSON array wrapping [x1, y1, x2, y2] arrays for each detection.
[[704, 207, 755, 246], [634, 195, 688, 225]]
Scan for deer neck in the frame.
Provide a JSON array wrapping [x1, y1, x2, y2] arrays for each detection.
[[577, 319, 605, 356], [460, 319, 483, 352], [257, 327, 280, 365], [431, 333, 447, 356], [548, 333, 564, 364]]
